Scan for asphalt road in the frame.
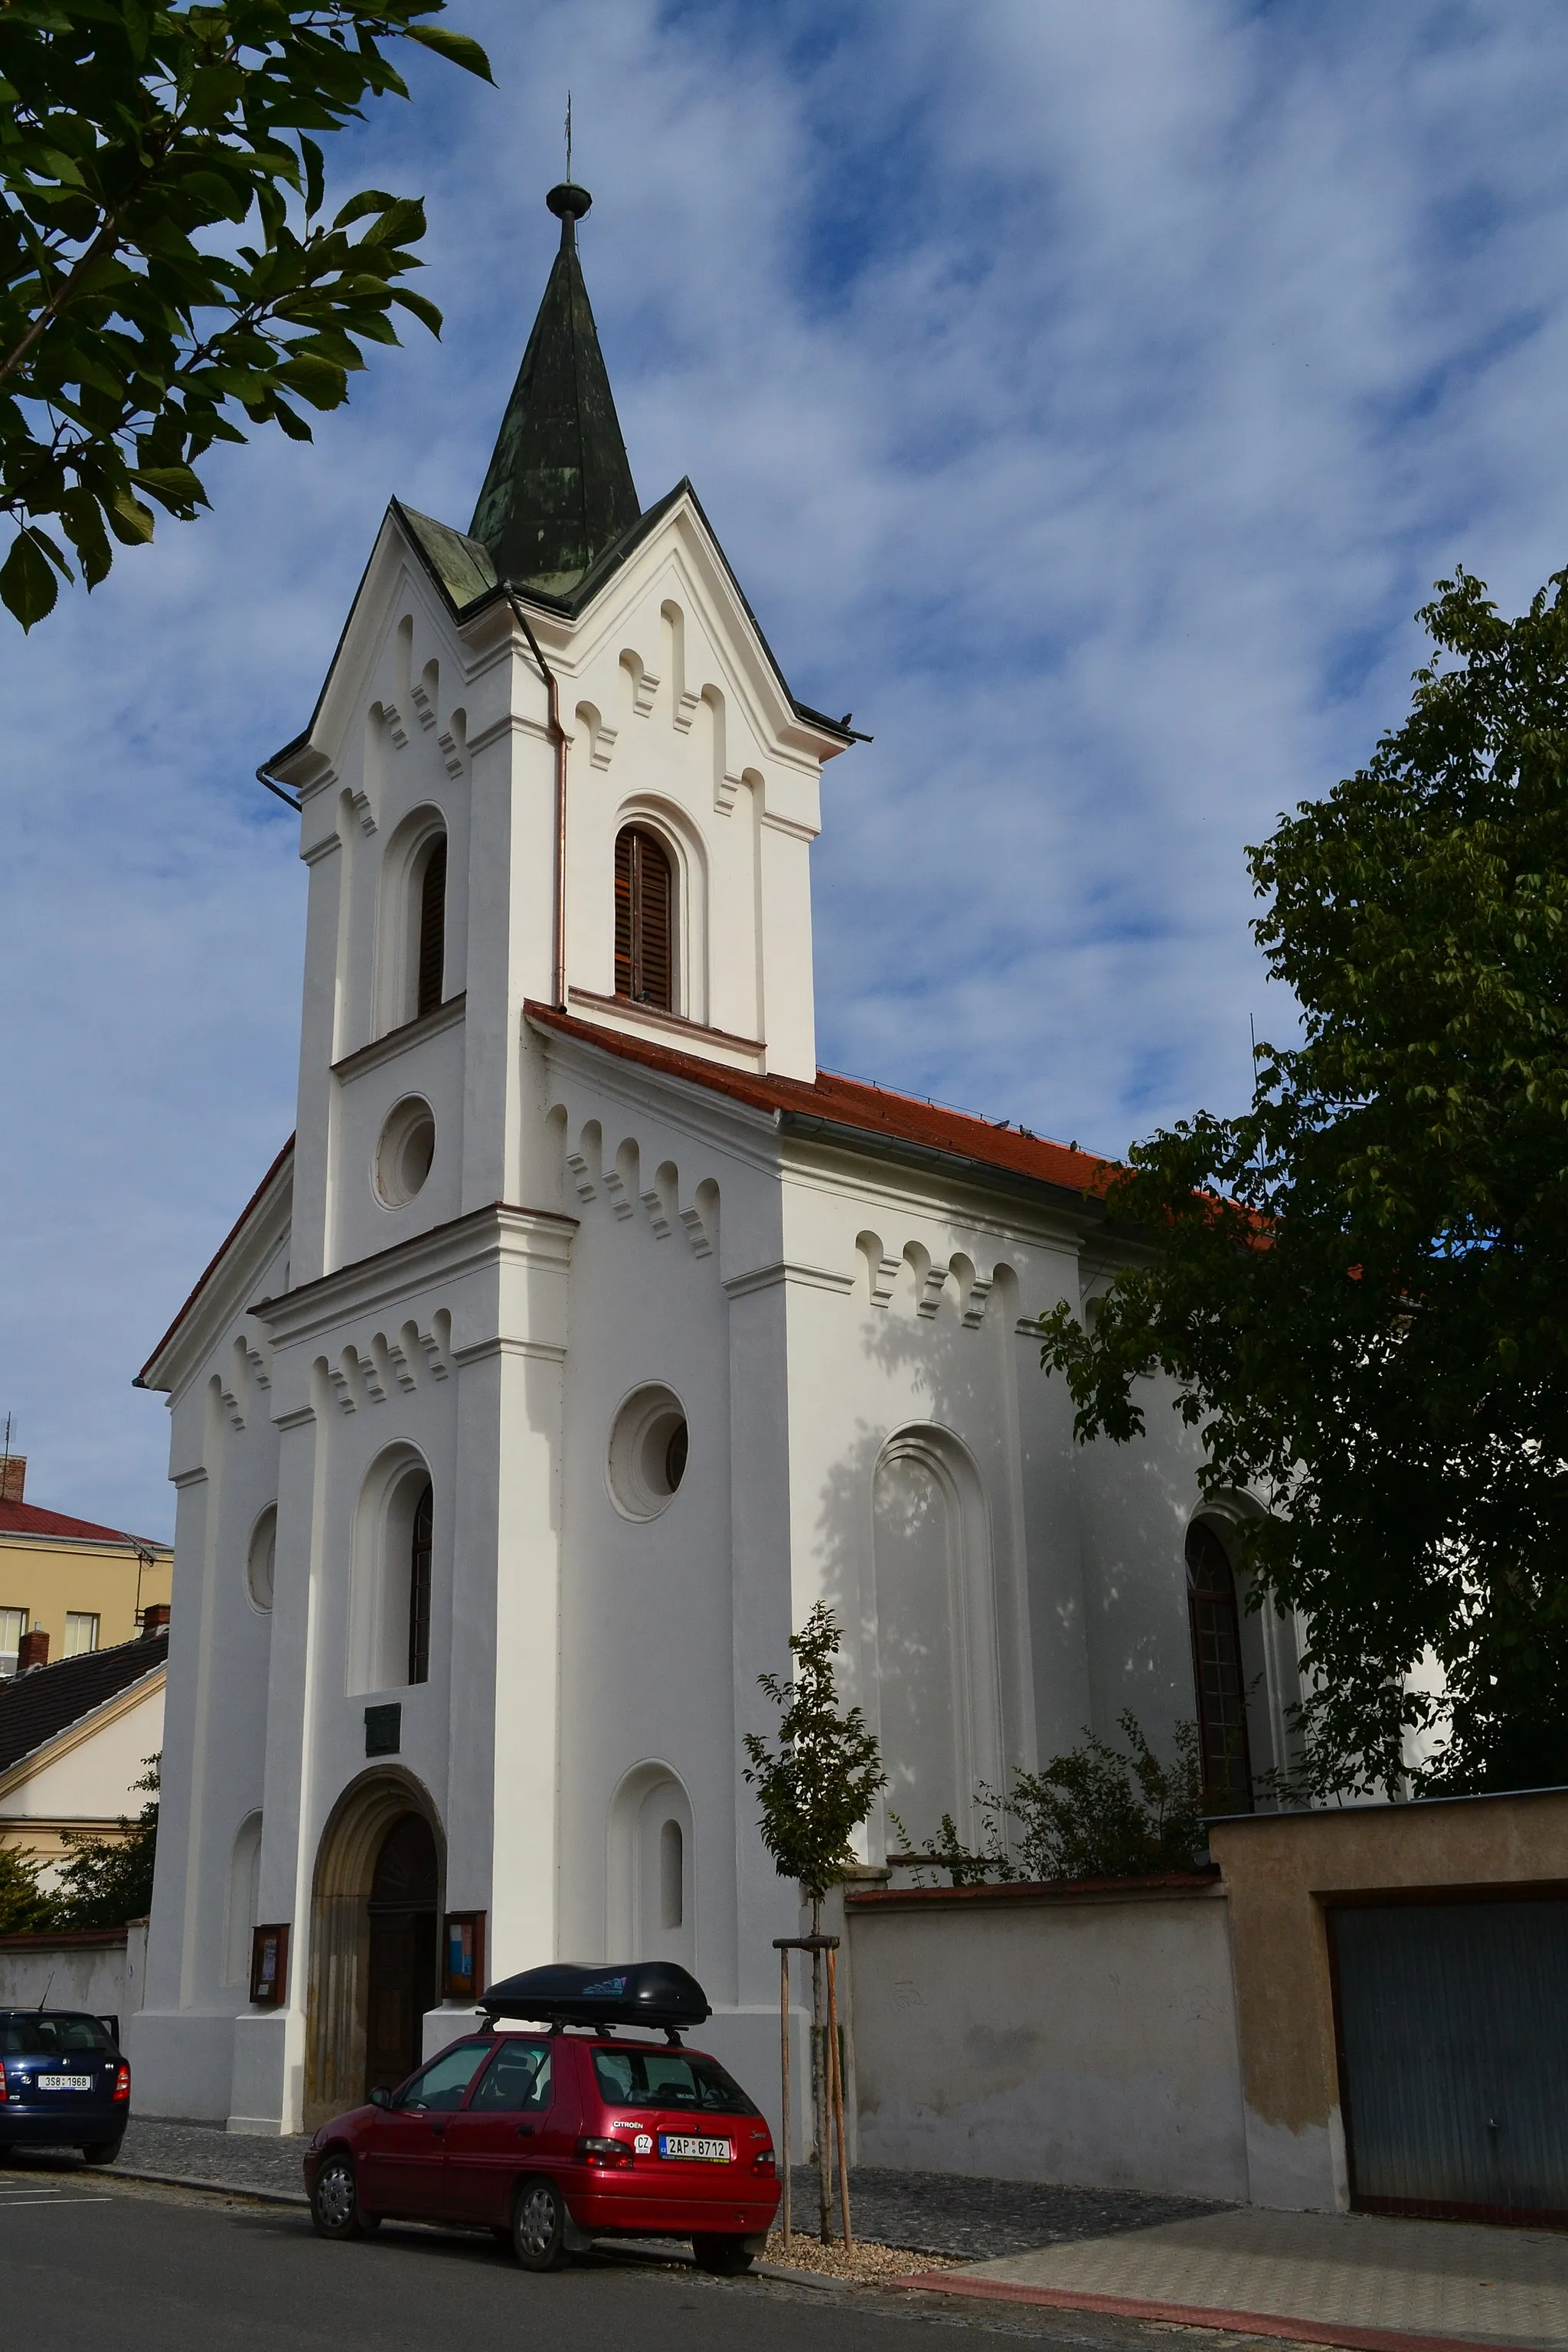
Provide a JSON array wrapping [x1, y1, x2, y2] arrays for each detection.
[[0, 2161, 1282, 2352]]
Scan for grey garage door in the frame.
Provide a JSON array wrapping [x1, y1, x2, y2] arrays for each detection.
[[1331, 1898, 1568, 2223]]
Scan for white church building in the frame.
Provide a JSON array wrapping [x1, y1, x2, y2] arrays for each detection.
[[130, 183, 1304, 2136]]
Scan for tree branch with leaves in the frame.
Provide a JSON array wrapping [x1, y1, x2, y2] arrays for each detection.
[[1040, 567, 1568, 1800], [0, 0, 492, 626]]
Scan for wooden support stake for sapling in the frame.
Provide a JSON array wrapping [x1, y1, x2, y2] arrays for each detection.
[[827, 1942, 852, 2249], [779, 1942, 792, 2248]]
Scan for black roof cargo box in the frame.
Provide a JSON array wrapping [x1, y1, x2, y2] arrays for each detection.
[[479, 1960, 710, 2033]]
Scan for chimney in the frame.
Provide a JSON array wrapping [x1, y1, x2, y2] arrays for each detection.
[[141, 1603, 171, 1639], [18, 1626, 48, 1671], [0, 1454, 24, 1504]]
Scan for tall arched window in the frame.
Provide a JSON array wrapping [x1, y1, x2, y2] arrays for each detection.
[[416, 837, 446, 1018], [407, 1480, 433, 1685], [1185, 1521, 1253, 1809], [614, 825, 673, 1010]]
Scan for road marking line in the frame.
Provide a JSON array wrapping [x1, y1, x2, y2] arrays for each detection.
[[0, 2193, 115, 2207]]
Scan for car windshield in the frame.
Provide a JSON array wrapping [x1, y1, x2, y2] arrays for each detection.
[[0, 2014, 115, 2056], [591, 2046, 760, 2115]]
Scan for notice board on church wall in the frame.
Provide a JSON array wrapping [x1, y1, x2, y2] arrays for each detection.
[[444, 1911, 485, 2001], [250, 1922, 290, 2007]]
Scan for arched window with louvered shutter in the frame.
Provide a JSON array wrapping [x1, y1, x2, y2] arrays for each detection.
[[407, 1479, 433, 1686], [1184, 1521, 1253, 1811], [415, 836, 446, 1019], [613, 825, 674, 1011]]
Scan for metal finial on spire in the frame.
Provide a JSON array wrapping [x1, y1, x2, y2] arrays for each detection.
[[565, 90, 572, 185]]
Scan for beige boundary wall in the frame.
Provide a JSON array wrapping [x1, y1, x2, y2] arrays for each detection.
[[844, 1874, 1250, 2200], [1208, 1787, 1568, 2213]]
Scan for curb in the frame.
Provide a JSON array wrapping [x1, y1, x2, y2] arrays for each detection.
[[896, 2271, 1526, 2352], [112, 2165, 307, 2207]]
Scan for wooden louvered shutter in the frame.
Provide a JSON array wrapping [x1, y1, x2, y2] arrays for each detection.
[[614, 827, 635, 998], [637, 832, 672, 1009], [613, 827, 674, 1011], [413, 841, 444, 1016], [416, 837, 446, 1019]]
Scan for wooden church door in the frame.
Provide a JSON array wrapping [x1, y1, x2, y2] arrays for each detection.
[[364, 1811, 439, 2096]]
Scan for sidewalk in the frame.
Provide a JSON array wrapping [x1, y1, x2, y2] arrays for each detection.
[[903, 2206, 1568, 2352]]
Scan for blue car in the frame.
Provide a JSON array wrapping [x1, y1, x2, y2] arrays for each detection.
[[0, 2010, 129, 2164]]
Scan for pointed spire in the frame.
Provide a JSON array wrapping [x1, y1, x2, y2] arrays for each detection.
[[469, 183, 642, 596]]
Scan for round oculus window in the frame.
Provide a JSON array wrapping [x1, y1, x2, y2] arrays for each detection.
[[374, 1096, 436, 1207], [607, 1385, 689, 1520]]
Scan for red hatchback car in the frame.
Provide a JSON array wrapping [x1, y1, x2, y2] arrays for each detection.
[[304, 1969, 779, 2275]]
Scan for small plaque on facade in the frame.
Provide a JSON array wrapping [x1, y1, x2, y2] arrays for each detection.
[[443, 1910, 485, 2001], [250, 1922, 289, 2007], [364, 1702, 401, 1757]]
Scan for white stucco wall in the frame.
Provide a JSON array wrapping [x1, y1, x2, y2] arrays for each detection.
[[0, 1919, 146, 2043], [846, 1884, 1249, 2200]]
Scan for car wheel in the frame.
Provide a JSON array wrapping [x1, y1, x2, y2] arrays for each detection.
[[80, 2138, 124, 2167], [310, 2151, 368, 2240], [511, 2177, 569, 2272], [693, 2234, 755, 2276]]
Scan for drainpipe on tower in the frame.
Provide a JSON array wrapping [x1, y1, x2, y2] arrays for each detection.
[[509, 594, 568, 1009]]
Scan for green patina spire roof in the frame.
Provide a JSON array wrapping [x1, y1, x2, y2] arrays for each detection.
[[469, 182, 642, 596]]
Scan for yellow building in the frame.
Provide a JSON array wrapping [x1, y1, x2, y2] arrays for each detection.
[[0, 1455, 172, 1676]]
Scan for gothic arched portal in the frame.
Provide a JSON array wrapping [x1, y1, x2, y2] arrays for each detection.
[[303, 1768, 444, 2132]]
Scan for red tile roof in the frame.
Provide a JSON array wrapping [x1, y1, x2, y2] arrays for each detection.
[[0, 1499, 168, 1553], [524, 1004, 1118, 1199], [138, 1021, 1113, 1386]]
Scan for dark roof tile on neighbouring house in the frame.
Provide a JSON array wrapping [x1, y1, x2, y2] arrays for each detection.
[[0, 1631, 168, 1779]]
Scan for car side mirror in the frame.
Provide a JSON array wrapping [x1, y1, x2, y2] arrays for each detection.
[[370, 2086, 391, 2110]]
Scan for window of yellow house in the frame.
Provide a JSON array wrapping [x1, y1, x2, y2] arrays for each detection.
[[0, 1608, 24, 1676], [64, 1612, 100, 1657]]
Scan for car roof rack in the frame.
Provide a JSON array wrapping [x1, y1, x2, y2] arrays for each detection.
[[479, 1961, 710, 2043]]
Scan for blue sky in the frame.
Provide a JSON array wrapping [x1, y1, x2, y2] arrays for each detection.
[[6, 0, 1568, 1535]]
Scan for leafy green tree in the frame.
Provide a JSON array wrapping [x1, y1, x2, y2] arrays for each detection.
[[54, 1754, 159, 1927], [895, 1716, 1208, 1886], [1, 0, 492, 626], [743, 1602, 886, 1929], [1040, 567, 1568, 1800], [0, 1841, 61, 1932], [744, 1603, 884, 2235]]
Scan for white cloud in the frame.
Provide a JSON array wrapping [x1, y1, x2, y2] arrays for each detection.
[[5, 0, 1568, 1527]]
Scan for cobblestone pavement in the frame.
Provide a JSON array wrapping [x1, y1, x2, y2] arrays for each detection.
[[98, 2124, 1226, 2259], [789, 2167, 1229, 2260], [119, 2117, 310, 2198]]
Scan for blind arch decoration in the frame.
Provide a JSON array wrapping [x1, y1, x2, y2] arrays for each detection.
[[614, 825, 674, 1011], [1184, 1520, 1253, 1810]]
